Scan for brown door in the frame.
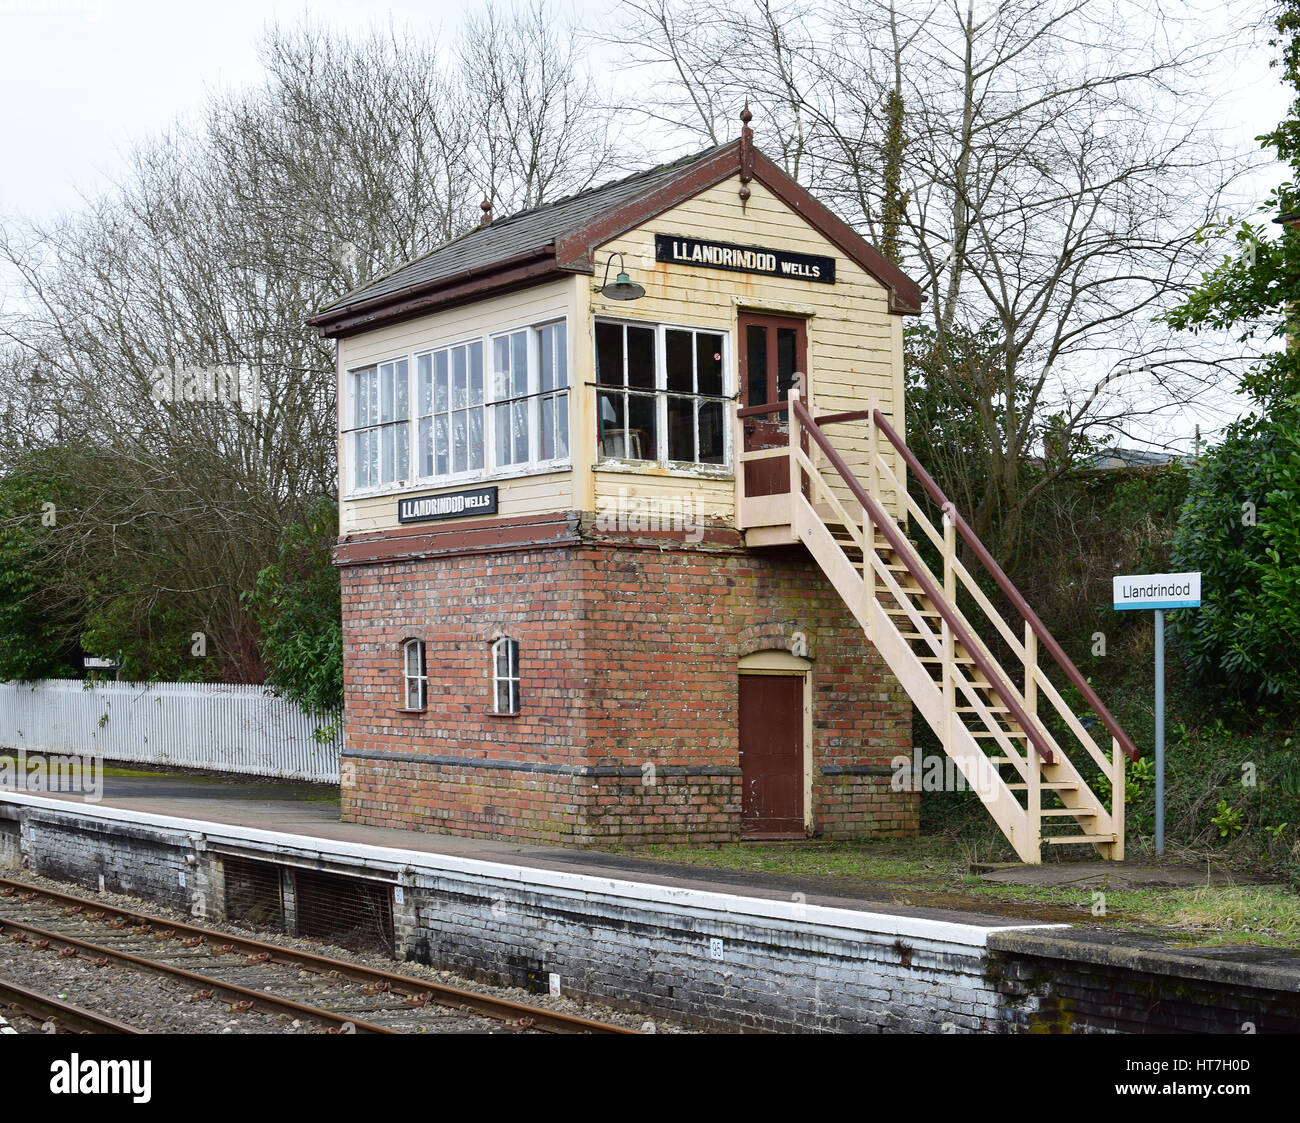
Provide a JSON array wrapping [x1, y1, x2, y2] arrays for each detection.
[[739, 673, 804, 837], [739, 313, 807, 496]]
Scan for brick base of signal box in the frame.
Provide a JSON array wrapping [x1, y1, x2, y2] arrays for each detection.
[[336, 514, 917, 847]]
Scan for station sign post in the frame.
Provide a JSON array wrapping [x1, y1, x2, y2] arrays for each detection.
[[1112, 571, 1201, 855]]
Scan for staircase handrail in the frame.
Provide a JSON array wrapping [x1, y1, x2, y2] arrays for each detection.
[[869, 408, 1139, 762], [791, 396, 1057, 765]]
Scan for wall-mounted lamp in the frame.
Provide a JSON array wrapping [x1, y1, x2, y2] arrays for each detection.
[[599, 252, 645, 301]]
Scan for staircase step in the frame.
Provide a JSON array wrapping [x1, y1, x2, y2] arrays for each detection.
[[970, 729, 1029, 739], [1043, 834, 1118, 844], [1006, 781, 1078, 791], [957, 705, 1010, 713], [1039, 808, 1097, 817]]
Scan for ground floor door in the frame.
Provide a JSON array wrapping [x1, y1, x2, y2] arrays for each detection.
[[738, 673, 805, 837]]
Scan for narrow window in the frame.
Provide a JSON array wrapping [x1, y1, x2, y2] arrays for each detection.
[[537, 321, 569, 462], [352, 360, 409, 489], [492, 330, 531, 466], [416, 341, 484, 479], [403, 639, 427, 711], [491, 637, 520, 714]]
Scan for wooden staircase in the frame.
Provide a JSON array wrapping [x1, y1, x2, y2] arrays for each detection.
[[738, 390, 1137, 864]]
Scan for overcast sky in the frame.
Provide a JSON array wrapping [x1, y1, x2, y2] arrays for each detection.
[[0, 0, 1292, 449]]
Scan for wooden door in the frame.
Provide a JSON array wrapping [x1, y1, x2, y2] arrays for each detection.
[[739, 673, 804, 837], [739, 313, 807, 497]]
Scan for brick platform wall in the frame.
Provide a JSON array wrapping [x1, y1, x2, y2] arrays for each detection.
[[338, 521, 916, 846]]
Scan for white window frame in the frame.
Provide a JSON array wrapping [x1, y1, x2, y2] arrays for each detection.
[[349, 358, 410, 491], [491, 637, 520, 715], [403, 638, 427, 711], [594, 318, 731, 471], [415, 338, 486, 481], [489, 319, 570, 473], [344, 319, 570, 498]]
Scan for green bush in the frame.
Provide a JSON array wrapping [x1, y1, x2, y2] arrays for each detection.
[[1171, 405, 1300, 706], [243, 497, 343, 725]]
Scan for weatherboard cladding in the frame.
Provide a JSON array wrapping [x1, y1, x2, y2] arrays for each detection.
[[318, 146, 728, 313]]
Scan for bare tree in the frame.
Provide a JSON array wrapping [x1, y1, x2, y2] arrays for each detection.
[[0, 12, 617, 680], [612, 0, 1256, 567]]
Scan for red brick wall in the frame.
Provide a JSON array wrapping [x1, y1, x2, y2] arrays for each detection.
[[339, 527, 916, 846]]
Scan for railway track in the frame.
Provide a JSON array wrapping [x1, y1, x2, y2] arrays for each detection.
[[0, 975, 139, 1034], [0, 875, 636, 1035]]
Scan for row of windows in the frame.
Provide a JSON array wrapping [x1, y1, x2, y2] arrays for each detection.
[[349, 318, 731, 492], [402, 637, 520, 715], [352, 323, 570, 491]]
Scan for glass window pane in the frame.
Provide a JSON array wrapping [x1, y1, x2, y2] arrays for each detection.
[[595, 322, 623, 386], [496, 680, 511, 713], [381, 425, 395, 482], [512, 399, 528, 462], [417, 354, 432, 415], [493, 337, 510, 400], [435, 351, 449, 413], [697, 333, 724, 397], [666, 330, 693, 393], [353, 371, 368, 427], [453, 410, 467, 473], [452, 346, 467, 410], [469, 342, 483, 405], [555, 391, 569, 459], [419, 416, 432, 477], [368, 428, 379, 484], [540, 396, 554, 461], [667, 395, 695, 462], [555, 323, 567, 389], [395, 360, 408, 417], [494, 403, 509, 465], [435, 414, 449, 476], [468, 406, 484, 470], [380, 364, 394, 422], [699, 400, 724, 463], [627, 392, 657, 460], [512, 331, 528, 397], [746, 325, 768, 406], [627, 326, 655, 389], [396, 421, 409, 481], [540, 326, 554, 392], [777, 327, 797, 401]]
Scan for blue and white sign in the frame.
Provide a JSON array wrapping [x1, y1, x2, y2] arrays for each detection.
[[1113, 571, 1201, 611]]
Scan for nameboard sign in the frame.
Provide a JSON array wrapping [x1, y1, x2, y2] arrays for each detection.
[[654, 233, 836, 284], [397, 486, 498, 524], [1113, 572, 1201, 611]]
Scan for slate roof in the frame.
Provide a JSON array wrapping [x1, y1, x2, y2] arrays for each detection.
[[319, 145, 730, 315]]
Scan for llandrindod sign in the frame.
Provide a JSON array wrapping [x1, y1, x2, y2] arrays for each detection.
[[1112, 572, 1202, 611], [397, 486, 498, 524], [654, 233, 836, 284]]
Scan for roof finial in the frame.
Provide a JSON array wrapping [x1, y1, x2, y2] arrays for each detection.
[[739, 100, 755, 211], [479, 196, 493, 227]]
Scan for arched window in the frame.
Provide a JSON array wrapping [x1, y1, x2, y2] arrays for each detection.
[[491, 637, 520, 715], [403, 639, 427, 711]]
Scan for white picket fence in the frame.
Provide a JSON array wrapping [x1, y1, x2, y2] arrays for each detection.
[[0, 679, 341, 784]]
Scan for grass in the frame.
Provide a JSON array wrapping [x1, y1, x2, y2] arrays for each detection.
[[630, 836, 1300, 947]]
